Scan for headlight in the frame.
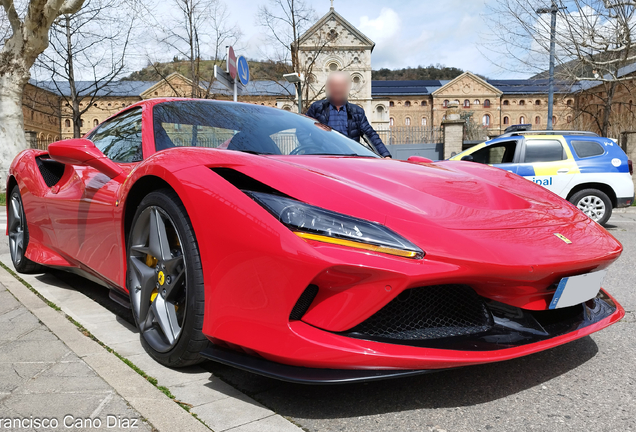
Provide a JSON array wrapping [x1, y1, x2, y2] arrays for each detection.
[[246, 191, 424, 259]]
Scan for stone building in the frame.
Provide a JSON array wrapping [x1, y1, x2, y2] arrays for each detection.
[[21, 5, 599, 147]]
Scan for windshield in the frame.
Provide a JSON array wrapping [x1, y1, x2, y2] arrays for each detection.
[[153, 100, 379, 157]]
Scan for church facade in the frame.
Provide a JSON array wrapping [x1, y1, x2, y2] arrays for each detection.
[[23, 6, 579, 146]]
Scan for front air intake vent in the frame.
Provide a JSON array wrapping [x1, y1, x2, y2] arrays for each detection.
[[289, 285, 319, 321], [344, 285, 493, 342]]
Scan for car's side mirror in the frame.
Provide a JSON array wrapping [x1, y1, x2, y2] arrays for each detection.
[[48, 138, 124, 180], [461, 155, 474, 162]]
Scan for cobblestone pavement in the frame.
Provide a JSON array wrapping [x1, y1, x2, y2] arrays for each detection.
[[0, 281, 154, 431]]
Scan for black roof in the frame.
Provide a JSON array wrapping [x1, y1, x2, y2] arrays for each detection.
[[371, 80, 443, 96], [487, 79, 575, 95]]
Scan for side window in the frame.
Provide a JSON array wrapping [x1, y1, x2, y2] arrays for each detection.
[[523, 139, 565, 163], [90, 108, 143, 163], [471, 142, 517, 165], [571, 140, 605, 158]]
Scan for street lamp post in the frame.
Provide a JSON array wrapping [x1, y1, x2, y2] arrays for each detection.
[[537, 1, 564, 131], [283, 72, 304, 114]]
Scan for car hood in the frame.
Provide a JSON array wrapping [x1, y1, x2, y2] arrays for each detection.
[[249, 156, 586, 231]]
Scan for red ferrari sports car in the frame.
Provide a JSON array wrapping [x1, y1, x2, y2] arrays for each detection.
[[7, 98, 624, 383]]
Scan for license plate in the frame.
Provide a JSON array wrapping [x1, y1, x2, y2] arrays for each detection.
[[549, 270, 607, 309]]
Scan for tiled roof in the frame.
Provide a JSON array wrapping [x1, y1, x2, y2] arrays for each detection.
[[30, 79, 155, 97]]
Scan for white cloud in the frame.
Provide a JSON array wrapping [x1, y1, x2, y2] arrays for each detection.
[[358, 8, 401, 44]]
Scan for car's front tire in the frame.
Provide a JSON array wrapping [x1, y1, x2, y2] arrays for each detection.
[[127, 189, 209, 367], [8, 186, 43, 274], [569, 188, 613, 226]]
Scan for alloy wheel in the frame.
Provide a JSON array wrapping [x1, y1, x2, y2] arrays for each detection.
[[128, 206, 187, 353], [8, 193, 25, 265], [577, 195, 606, 222]]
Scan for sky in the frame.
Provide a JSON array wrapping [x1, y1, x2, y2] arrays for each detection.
[[219, 0, 528, 79]]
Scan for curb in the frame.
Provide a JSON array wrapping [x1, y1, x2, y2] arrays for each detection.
[[0, 265, 211, 432], [0, 257, 304, 432]]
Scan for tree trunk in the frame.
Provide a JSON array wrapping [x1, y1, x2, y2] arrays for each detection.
[[0, 72, 29, 188]]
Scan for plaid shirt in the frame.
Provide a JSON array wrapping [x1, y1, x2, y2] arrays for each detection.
[[327, 104, 348, 136]]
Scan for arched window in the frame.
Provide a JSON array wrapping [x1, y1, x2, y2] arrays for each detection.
[[282, 105, 292, 111], [405, 101, 411, 107], [519, 100, 525, 106], [503, 116, 510, 125], [567, 115, 572, 123], [405, 117, 411, 126], [443, 100, 449, 108], [328, 62, 339, 71], [390, 117, 395, 126], [484, 99, 491, 108], [552, 116, 557, 125], [567, 99, 573, 106], [389, 101, 395, 107], [464, 99, 470, 108], [64, 119, 71, 128], [519, 116, 525, 124], [482, 114, 491, 126], [535, 116, 541, 125], [376, 106, 384, 114], [535, 100, 542, 105], [474, 99, 481, 105], [80, 119, 84, 127], [503, 100, 509, 106], [93, 119, 99, 127], [421, 100, 428, 106], [422, 117, 427, 126]]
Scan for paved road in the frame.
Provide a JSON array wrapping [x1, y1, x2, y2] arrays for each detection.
[[1, 211, 634, 432]]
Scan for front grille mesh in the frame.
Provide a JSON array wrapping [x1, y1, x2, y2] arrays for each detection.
[[347, 285, 492, 340]]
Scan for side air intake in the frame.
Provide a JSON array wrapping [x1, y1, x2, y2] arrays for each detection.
[[289, 285, 319, 321]]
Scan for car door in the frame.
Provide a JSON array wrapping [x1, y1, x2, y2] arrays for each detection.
[[45, 108, 143, 286], [515, 137, 578, 197], [466, 139, 522, 174]]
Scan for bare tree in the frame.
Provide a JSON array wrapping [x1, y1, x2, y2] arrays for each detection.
[[484, 0, 636, 136], [155, 0, 240, 97], [33, 0, 134, 137], [0, 0, 86, 186]]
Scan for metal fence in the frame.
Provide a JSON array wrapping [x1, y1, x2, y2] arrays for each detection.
[[376, 126, 443, 146]]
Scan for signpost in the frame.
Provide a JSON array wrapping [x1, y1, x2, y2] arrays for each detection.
[[237, 56, 250, 86], [214, 46, 249, 102]]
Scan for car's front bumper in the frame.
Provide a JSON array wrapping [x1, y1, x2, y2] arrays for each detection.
[[204, 289, 623, 379]]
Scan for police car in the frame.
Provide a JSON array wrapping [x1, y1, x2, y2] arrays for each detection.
[[450, 126, 634, 226]]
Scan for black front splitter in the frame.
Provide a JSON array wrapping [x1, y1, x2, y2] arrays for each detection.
[[200, 345, 434, 385]]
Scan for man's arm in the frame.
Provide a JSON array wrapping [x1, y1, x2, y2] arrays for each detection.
[[359, 113, 392, 158]]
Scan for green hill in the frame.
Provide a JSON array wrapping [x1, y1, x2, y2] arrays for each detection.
[[125, 59, 466, 82]]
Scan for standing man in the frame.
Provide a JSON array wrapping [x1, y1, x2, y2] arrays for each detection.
[[306, 71, 392, 158]]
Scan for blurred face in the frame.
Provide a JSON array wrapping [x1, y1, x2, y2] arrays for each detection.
[[326, 73, 350, 106]]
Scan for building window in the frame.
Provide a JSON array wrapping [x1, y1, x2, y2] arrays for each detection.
[[405, 101, 411, 107], [390, 117, 394, 126], [519, 116, 525, 124], [474, 99, 481, 105], [443, 100, 449, 108], [93, 119, 99, 127], [536, 100, 542, 105], [567, 115, 572, 123], [376, 106, 384, 114], [482, 114, 491, 126], [552, 116, 557, 125], [328, 62, 339, 71], [503, 116, 510, 125], [464, 99, 470, 108], [421, 100, 428, 106], [405, 117, 411, 126], [535, 116, 541, 125], [80, 119, 84, 127], [64, 119, 71, 128], [484, 99, 491, 108], [422, 117, 427, 126], [519, 100, 525, 106], [567, 99, 573, 106], [503, 100, 509, 106], [389, 101, 394, 107], [352, 75, 361, 85]]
